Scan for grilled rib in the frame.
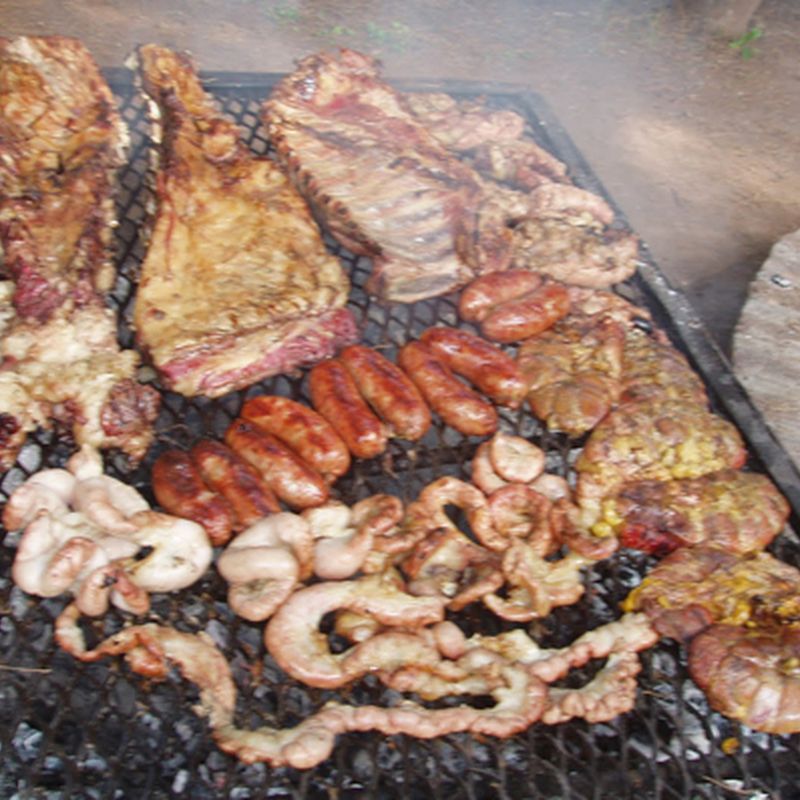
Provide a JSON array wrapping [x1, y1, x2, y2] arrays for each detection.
[[264, 49, 513, 303]]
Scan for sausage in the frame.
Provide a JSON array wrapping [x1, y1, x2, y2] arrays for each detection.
[[224, 419, 329, 510], [308, 359, 388, 460], [481, 281, 571, 343], [397, 341, 498, 437], [240, 395, 351, 483], [190, 439, 281, 528], [338, 344, 431, 441], [151, 449, 235, 546], [458, 270, 543, 323], [419, 326, 527, 409]]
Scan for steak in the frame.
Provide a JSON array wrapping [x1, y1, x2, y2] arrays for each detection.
[[133, 45, 357, 398], [0, 35, 128, 321], [0, 36, 159, 469], [264, 49, 513, 303]]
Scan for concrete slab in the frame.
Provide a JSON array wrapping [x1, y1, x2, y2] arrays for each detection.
[[733, 228, 800, 466]]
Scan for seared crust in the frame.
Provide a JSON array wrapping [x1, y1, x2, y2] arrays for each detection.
[[264, 49, 513, 303], [224, 419, 330, 510], [0, 36, 159, 467], [576, 397, 746, 503], [398, 340, 498, 437], [308, 359, 388, 460], [152, 449, 236, 546], [190, 439, 282, 527], [240, 395, 351, 482], [689, 625, 800, 734], [601, 468, 789, 554], [133, 45, 356, 397], [338, 345, 431, 441], [420, 326, 527, 409]]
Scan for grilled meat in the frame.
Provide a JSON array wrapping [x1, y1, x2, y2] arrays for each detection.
[[0, 35, 127, 316], [623, 544, 800, 733], [571, 304, 747, 506], [7, 445, 212, 613], [398, 340, 499, 437], [239, 395, 351, 483], [151, 449, 237, 546], [0, 36, 159, 468], [689, 624, 800, 735], [576, 397, 746, 506], [620, 325, 708, 406], [190, 439, 282, 526], [517, 310, 627, 437], [0, 302, 159, 469], [471, 139, 570, 191], [133, 45, 357, 398], [598, 468, 789, 555], [308, 358, 389, 460], [419, 326, 527, 409], [403, 90, 637, 289], [402, 93, 570, 191], [0, 35, 128, 195], [515, 294, 696, 440], [401, 91, 526, 152], [510, 218, 639, 288], [265, 50, 639, 296], [264, 49, 514, 303], [622, 545, 800, 641], [338, 344, 432, 441]]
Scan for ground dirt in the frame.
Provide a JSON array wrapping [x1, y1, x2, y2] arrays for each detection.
[[4, 0, 800, 355]]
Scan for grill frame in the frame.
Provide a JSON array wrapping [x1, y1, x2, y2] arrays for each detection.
[[1, 69, 798, 799]]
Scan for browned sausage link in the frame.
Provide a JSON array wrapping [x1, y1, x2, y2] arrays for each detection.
[[190, 439, 281, 529], [419, 326, 527, 409], [397, 341, 498, 437], [224, 420, 329, 510], [458, 270, 543, 323], [308, 359, 388, 460], [240, 395, 351, 483], [338, 344, 431, 441], [151, 449, 235, 546], [481, 281, 571, 343]]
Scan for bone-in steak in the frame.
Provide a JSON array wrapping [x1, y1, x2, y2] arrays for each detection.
[[133, 45, 358, 398]]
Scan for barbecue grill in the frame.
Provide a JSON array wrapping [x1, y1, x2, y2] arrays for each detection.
[[2, 70, 799, 799]]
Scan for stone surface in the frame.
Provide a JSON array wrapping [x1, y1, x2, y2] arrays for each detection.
[[733, 228, 800, 466]]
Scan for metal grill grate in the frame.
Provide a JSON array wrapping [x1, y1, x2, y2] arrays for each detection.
[[1, 73, 799, 799]]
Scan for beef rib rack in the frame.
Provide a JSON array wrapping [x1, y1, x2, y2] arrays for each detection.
[[264, 49, 514, 304]]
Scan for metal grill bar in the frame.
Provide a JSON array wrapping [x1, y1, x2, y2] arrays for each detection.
[[0, 73, 798, 799]]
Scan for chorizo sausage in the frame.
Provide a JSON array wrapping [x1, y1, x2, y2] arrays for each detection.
[[240, 395, 351, 483], [308, 359, 388, 460], [458, 270, 543, 322], [338, 344, 431, 441], [481, 281, 571, 343], [397, 341, 498, 437], [190, 439, 281, 528], [224, 419, 329, 510], [419, 326, 527, 408], [151, 449, 235, 546]]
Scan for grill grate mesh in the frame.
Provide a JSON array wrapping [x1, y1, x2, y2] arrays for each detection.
[[1, 75, 799, 799]]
